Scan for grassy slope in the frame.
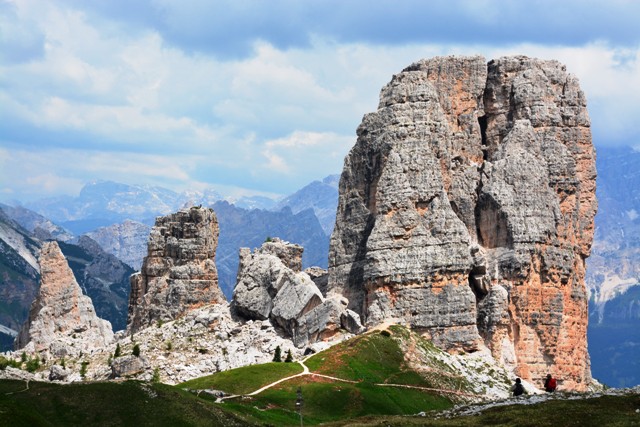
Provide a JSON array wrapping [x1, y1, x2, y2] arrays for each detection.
[[323, 394, 640, 426], [2, 378, 637, 427], [212, 328, 457, 426], [0, 379, 250, 427], [179, 361, 304, 395]]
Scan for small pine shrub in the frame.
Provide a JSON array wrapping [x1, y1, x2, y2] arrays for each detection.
[[80, 361, 89, 379], [273, 345, 282, 362], [25, 355, 40, 373], [166, 341, 172, 351], [114, 343, 122, 358], [284, 350, 293, 363], [152, 367, 161, 383], [20, 352, 27, 363], [0, 355, 9, 370], [132, 344, 141, 357]]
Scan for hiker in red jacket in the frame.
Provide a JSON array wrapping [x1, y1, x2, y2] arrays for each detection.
[[544, 374, 557, 392]]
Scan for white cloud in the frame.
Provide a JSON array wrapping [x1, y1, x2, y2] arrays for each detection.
[[266, 131, 334, 149], [1, 1, 639, 203], [260, 131, 354, 178], [25, 173, 84, 194], [0, 147, 200, 200]]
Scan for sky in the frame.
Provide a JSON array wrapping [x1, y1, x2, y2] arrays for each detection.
[[1, 0, 639, 203]]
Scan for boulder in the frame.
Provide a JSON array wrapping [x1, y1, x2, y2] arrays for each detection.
[[49, 365, 70, 381], [233, 239, 363, 347], [111, 355, 149, 378]]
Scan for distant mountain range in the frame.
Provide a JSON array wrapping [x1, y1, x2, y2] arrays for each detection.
[[273, 174, 339, 235], [0, 175, 338, 347], [0, 209, 40, 349], [586, 145, 640, 387]]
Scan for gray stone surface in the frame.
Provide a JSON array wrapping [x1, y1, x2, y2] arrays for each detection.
[[49, 365, 70, 381], [111, 355, 149, 378]]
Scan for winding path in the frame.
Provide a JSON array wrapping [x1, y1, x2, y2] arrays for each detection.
[[4, 379, 30, 395], [217, 357, 481, 402]]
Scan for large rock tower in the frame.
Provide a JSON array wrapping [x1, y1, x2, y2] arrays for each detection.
[[328, 56, 597, 390]]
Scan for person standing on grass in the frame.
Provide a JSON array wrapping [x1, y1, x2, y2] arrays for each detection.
[[544, 374, 557, 392]]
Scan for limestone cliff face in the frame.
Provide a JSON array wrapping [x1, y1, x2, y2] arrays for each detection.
[[328, 56, 596, 390], [127, 207, 225, 333], [15, 241, 113, 357]]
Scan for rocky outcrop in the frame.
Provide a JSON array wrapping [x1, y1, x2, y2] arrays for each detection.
[[233, 238, 364, 347], [213, 200, 330, 298], [15, 241, 114, 357], [328, 56, 596, 390], [49, 365, 70, 381], [111, 355, 150, 378], [127, 207, 225, 333]]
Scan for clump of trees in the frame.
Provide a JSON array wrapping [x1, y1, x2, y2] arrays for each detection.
[[273, 346, 294, 363]]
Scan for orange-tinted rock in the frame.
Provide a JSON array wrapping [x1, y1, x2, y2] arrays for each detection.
[[15, 241, 113, 357]]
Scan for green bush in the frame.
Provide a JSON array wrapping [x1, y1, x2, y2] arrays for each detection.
[[273, 345, 282, 362], [25, 355, 40, 373], [152, 367, 161, 383], [80, 361, 89, 379], [0, 355, 9, 370], [132, 344, 141, 357], [114, 343, 122, 358], [284, 350, 293, 363]]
